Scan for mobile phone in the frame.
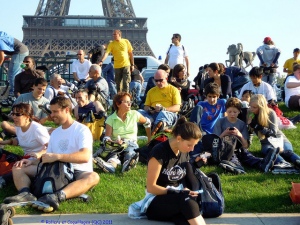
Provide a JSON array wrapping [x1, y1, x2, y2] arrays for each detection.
[[229, 127, 234, 130]]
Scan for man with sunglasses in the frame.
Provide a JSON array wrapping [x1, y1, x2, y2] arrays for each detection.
[[72, 49, 92, 82], [138, 69, 181, 135], [164, 33, 189, 77]]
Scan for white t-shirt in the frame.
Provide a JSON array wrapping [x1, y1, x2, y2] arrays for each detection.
[[284, 75, 300, 106], [72, 59, 92, 80], [238, 81, 277, 101], [47, 121, 93, 172], [166, 44, 188, 69], [15, 121, 50, 156], [44, 86, 66, 101]]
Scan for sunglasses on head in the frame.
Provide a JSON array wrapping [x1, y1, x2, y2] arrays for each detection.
[[11, 112, 24, 117], [155, 79, 164, 83]]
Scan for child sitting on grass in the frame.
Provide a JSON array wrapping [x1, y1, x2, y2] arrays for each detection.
[[213, 97, 278, 174]]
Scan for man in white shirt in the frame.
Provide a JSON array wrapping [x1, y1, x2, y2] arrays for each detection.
[[3, 97, 100, 211], [164, 33, 189, 76], [285, 64, 300, 109], [72, 50, 92, 82]]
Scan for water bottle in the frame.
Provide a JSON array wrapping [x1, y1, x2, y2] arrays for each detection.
[[20, 63, 26, 69]]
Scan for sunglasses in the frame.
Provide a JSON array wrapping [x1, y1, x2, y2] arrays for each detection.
[[77, 54, 82, 55], [11, 112, 24, 117], [155, 79, 164, 83], [121, 100, 133, 105], [172, 36, 177, 39]]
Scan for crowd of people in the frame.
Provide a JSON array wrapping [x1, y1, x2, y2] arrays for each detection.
[[1, 30, 300, 225]]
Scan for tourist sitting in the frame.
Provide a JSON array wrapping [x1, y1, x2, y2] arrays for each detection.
[[138, 69, 181, 136], [169, 64, 190, 101], [3, 97, 100, 210], [94, 92, 151, 173], [0, 103, 50, 188], [74, 89, 106, 141]]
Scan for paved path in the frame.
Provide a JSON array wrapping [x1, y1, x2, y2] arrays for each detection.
[[11, 213, 300, 225]]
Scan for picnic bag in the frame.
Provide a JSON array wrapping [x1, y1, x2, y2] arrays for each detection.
[[31, 160, 74, 198], [194, 168, 225, 218]]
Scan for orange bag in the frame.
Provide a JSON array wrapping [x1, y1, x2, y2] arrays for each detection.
[[290, 182, 300, 204], [0, 154, 14, 176]]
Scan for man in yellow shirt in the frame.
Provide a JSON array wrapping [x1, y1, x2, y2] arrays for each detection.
[[138, 69, 181, 135], [283, 48, 300, 75], [100, 30, 134, 93]]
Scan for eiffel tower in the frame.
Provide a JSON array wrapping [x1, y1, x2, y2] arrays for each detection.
[[22, 0, 154, 57]]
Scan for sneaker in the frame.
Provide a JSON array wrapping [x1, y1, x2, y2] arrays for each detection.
[[151, 121, 165, 136], [38, 193, 59, 211], [294, 159, 300, 170], [272, 162, 300, 174], [122, 153, 139, 173], [259, 148, 279, 173], [3, 192, 37, 204], [1, 95, 15, 107], [290, 114, 300, 125], [219, 160, 246, 174], [0, 176, 6, 189], [93, 157, 115, 173]]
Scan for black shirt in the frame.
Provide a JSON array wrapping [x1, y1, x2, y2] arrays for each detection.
[[150, 140, 189, 188]]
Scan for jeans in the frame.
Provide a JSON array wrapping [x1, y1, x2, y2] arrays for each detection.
[[138, 109, 178, 127], [8, 51, 29, 94], [129, 81, 142, 102], [107, 79, 117, 99], [261, 139, 300, 164]]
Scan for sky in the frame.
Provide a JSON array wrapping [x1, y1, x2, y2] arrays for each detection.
[[1, 0, 300, 81]]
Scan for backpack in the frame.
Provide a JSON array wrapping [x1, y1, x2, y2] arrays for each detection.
[[202, 134, 240, 164], [135, 134, 168, 164], [31, 160, 74, 198], [194, 169, 225, 218]]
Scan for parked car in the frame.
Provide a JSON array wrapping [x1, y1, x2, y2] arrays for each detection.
[[140, 68, 156, 97]]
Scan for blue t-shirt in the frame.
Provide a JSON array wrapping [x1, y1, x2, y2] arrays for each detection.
[[197, 99, 226, 134]]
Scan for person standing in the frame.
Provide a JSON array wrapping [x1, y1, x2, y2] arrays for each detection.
[[0, 31, 29, 96], [164, 33, 189, 76], [100, 30, 134, 93], [88, 44, 106, 65], [72, 49, 92, 82], [102, 57, 117, 99], [256, 37, 280, 88], [283, 48, 300, 75]]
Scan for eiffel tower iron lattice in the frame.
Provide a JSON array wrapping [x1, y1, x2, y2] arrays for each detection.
[[23, 0, 154, 57]]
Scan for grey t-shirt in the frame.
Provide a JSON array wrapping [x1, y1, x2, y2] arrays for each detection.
[[14, 93, 49, 119], [213, 117, 249, 141]]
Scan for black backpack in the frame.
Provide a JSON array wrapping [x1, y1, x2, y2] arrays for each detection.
[[194, 169, 225, 218], [31, 160, 74, 198], [135, 134, 168, 164]]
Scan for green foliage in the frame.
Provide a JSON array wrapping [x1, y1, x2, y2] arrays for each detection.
[[1, 102, 300, 214]]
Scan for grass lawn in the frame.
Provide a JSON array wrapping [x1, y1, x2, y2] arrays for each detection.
[[0, 103, 300, 214]]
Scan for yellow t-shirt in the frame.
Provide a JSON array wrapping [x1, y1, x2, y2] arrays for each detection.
[[283, 57, 300, 74], [106, 39, 133, 68], [145, 85, 181, 108]]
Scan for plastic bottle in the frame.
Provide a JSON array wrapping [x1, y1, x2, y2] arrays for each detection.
[[20, 63, 26, 69]]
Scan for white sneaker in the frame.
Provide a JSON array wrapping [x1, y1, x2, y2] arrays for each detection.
[[272, 162, 300, 174]]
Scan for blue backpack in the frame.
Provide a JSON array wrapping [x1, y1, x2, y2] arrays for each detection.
[[194, 169, 225, 218]]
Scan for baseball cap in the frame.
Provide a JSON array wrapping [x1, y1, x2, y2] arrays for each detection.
[[263, 37, 272, 43], [293, 48, 300, 53]]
